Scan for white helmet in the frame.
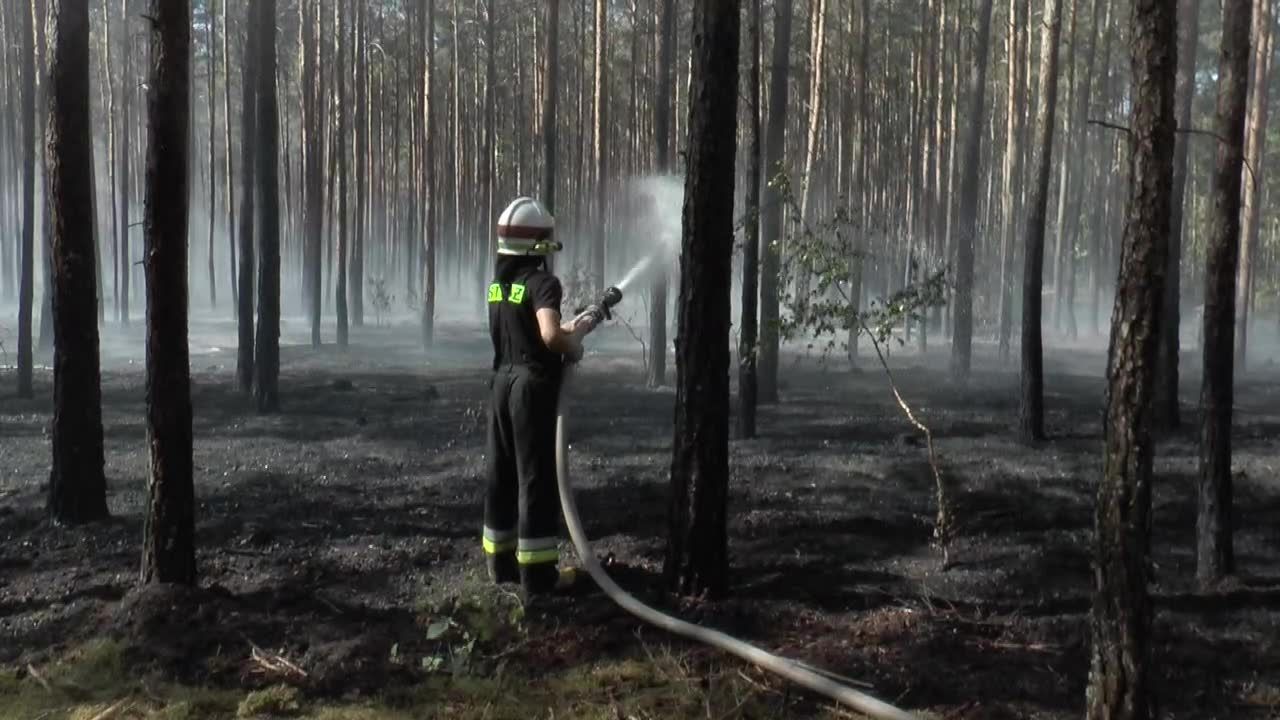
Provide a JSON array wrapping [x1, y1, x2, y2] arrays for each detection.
[[496, 197, 561, 256]]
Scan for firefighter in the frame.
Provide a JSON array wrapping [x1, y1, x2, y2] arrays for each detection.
[[483, 197, 595, 596]]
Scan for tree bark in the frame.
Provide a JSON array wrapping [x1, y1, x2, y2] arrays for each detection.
[[206, 0, 217, 309], [738, 0, 761, 440], [117, 0, 131, 326], [756, 0, 791, 403], [647, 0, 673, 388], [336, 0, 350, 348], [47, 0, 109, 524], [303, 0, 323, 346], [1154, 0, 1201, 429], [1020, 0, 1065, 443], [591, 0, 608, 292], [16, 0, 36, 398], [665, 0, 739, 599], [998, 0, 1029, 361], [420, 0, 436, 348], [1236, 0, 1273, 369], [140, 0, 195, 585], [222, 0, 235, 303], [254, 0, 281, 412], [236, 1, 258, 394], [1197, 0, 1250, 587], [948, 0, 996, 382], [542, 0, 560, 214], [1085, 1, 1177, 716]]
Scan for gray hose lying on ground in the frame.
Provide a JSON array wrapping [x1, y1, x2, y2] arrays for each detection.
[[554, 364, 917, 720]]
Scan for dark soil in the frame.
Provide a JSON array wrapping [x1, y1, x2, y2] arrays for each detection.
[[3, 315, 1279, 718]]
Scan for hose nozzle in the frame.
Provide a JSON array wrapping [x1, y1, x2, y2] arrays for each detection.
[[600, 286, 623, 311]]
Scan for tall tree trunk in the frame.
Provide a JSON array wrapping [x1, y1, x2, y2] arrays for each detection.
[[206, 0, 217, 309], [542, 0, 560, 214], [647, 0, 673, 388], [222, 0, 235, 303], [336, 0, 349, 348], [1085, 1, 1177, 716], [948, 0, 996, 382], [1051, 0, 1078, 334], [756, 0, 791, 403], [591, 0, 607, 292], [1236, 0, 1273, 369], [236, 0, 258, 394], [254, 0, 281, 412], [665, 0, 740, 599], [16, 0, 36, 398], [998, 0, 1029, 361], [738, 0, 761, 439], [420, 0, 436, 348], [1020, 0, 1065, 443], [352, 0, 366, 327], [117, 0, 130, 326], [1155, 0, 1201, 429], [47, 0, 109, 524], [140, 0, 195, 585], [1197, 0, 1250, 586], [1063, 0, 1107, 342], [303, 0, 323, 346]]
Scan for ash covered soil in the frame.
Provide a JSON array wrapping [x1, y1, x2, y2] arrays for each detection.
[[3, 315, 1280, 718]]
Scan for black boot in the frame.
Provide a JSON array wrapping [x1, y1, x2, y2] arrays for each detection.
[[487, 553, 519, 585]]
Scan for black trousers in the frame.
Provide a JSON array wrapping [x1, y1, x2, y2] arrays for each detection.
[[484, 366, 561, 591]]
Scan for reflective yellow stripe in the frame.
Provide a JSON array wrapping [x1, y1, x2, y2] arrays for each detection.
[[483, 536, 516, 555], [487, 283, 503, 303], [509, 283, 527, 304], [516, 548, 559, 565]]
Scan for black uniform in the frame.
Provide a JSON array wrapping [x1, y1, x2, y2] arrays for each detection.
[[484, 256, 565, 593]]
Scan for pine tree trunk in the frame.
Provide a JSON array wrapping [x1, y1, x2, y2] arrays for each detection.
[[336, 0, 350, 348], [948, 0, 996, 382], [236, 2, 258, 394], [303, 0, 323, 346], [352, 0, 366, 327], [117, 0, 131, 326], [738, 0, 761, 440], [1236, 0, 1273, 369], [756, 0, 790, 403], [1154, 0, 1201, 429], [420, 0, 436, 348], [1085, 1, 1177, 716], [591, 0, 607, 292], [140, 0, 195, 585], [222, 0, 235, 303], [1019, 0, 1065, 443], [254, 0, 281, 412], [1197, 0, 1250, 587], [665, 0, 739, 599], [206, 0, 217, 309], [647, 0, 673, 388], [998, 0, 1029, 361], [542, 0, 559, 214], [47, 0, 109, 524], [16, 0, 36, 398]]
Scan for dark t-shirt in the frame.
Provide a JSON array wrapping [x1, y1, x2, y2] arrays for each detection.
[[489, 257, 563, 374]]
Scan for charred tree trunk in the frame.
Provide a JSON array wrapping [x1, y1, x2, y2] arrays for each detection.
[[1020, 0, 1065, 443], [591, 0, 607, 292], [336, 0, 350, 348], [420, 0, 436, 348], [645, 0, 674, 388], [665, 0, 739, 599], [756, 0, 791, 403], [1197, 0, 1250, 586], [16, 0, 36, 398], [206, 0, 217, 309], [303, 0, 323, 346], [47, 0, 109, 524], [1154, 0, 1201, 429], [738, 0, 762, 440], [254, 0, 281, 412], [236, 2, 258, 394], [1085, 0, 1177, 716], [949, 0, 995, 383], [140, 0, 195, 585], [542, 0, 560, 214]]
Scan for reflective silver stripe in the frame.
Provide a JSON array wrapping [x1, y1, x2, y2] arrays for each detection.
[[516, 537, 559, 552], [483, 526, 517, 543]]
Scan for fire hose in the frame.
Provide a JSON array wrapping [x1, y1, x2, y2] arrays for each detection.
[[555, 288, 916, 720]]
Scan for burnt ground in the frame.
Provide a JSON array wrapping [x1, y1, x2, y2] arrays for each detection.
[[2, 314, 1280, 719]]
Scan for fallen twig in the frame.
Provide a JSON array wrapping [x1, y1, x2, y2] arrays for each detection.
[[26, 663, 51, 692], [87, 699, 129, 720], [248, 642, 308, 681]]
